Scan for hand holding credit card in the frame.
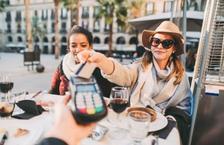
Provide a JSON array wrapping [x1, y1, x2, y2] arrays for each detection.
[[75, 50, 96, 79]]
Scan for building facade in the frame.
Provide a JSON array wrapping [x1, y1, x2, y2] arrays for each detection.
[[0, 0, 206, 58], [0, 0, 137, 54], [130, 0, 207, 46], [128, 0, 207, 71]]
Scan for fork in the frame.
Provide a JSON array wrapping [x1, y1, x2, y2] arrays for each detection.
[[0, 131, 8, 145]]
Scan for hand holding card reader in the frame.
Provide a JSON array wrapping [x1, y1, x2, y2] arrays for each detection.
[[69, 77, 108, 125]]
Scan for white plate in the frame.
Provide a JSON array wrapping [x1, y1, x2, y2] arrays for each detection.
[[101, 109, 168, 132], [0, 119, 44, 145], [149, 111, 168, 132]]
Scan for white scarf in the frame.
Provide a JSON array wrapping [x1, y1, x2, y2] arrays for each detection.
[[153, 57, 174, 79], [150, 58, 177, 109], [131, 58, 177, 112], [62, 52, 82, 80]]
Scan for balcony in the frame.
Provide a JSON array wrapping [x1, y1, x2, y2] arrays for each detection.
[[6, 29, 11, 33], [15, 16, 22, 22], [17, 29, 22, 33], [41, 16, 48, 21], [93, 29, 100, 32], [60, 15, 67, 20], [82, 13, 89, 19], [128, 11, 204, 32], [60, 29, 67, 34], [5, 16, 11, 22]]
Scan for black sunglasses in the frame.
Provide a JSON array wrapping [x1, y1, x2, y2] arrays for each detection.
[[150, 37, 175, 49]]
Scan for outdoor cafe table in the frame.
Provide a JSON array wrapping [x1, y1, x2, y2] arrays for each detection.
[[0, 93, 181, 145]]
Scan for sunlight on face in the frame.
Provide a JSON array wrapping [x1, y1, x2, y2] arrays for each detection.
[[151, 33, 175, 64], [69, 33, 92, 55]]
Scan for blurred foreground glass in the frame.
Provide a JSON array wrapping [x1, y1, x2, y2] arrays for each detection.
[[128, 110, 151, 145]]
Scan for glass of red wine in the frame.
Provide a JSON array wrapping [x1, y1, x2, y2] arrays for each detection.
[[0, 75, 15, 118], [108, 86, 129, 139]]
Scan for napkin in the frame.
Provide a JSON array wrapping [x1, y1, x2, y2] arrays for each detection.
[[153, 118, 177, 139], [12, 100, 45, 119]]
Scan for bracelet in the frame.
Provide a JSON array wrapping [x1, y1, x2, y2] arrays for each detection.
[[107, 60, 115, 75], [166, 115, 177, 121]]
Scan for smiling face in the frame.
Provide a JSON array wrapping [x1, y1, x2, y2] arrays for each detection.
[[69, 33, 92, 55], [150, 33, 175, 68]]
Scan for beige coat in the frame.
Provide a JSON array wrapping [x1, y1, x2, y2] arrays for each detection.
[[103, 58, 192, 114]]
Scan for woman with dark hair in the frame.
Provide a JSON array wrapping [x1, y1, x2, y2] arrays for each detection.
[[49, 25, 93, 95], [80, 21, 192, 145], [49, 25, 116, 96]]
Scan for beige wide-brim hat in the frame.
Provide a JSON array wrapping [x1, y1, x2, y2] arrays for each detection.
[[142, 21, 184, 56]]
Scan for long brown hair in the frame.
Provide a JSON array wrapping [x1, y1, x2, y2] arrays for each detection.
[[142, 35, 185, 85]]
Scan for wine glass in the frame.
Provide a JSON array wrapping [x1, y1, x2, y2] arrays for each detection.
[[0, 74, 15, 118], [108, 86, 129, 139], [110, 87, 129, 117], [0, 75, 14, 102]]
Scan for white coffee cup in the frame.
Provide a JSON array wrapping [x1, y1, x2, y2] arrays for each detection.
[[128, 110, 151, 144]]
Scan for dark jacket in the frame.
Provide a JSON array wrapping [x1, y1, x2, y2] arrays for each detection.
[[38, 137, 67, 145], [49, 60, 118, 97], [165, 107, 191, 145]]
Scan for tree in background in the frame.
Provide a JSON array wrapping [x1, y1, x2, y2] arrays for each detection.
[[127, 0, 146, 48], [53, 0, 60, 59], [54, 0, 81, 59], [0, 0, 8, 51], [128, 0, 145, 18], [96, 0, 128, 56], [24, 0, 32, 51], [0, 0, 8, 12], [32, 15, 46, 51], [62, 0, 80, 27]]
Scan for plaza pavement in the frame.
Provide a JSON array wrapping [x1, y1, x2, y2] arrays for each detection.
[[0, 52, 222, 96], [0, 52, 61, 94], [0, 52, 132, 94], [0, 52, 134, 95]]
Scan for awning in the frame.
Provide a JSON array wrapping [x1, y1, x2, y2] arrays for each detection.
[[128, 11, 204, 32], [186, 31, 201, 38], [6, 43, 26, 48]]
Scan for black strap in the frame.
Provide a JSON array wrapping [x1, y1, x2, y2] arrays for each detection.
[[59, 60, 68, 80]]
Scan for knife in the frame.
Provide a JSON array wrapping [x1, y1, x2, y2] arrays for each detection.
[[31, 91, 42, 99]]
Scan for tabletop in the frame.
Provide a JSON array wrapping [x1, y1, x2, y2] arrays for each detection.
[[0, 93, 181, 145]]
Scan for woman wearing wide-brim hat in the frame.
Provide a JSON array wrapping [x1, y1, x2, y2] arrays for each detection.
[[80, 21, 192, 144]]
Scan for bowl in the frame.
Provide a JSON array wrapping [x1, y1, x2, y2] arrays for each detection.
[[127, 107, 157, 122], [0, 102, 15, 117]]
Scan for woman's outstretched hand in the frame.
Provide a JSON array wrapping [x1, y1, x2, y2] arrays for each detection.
[[79, 50, 115, 75]]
